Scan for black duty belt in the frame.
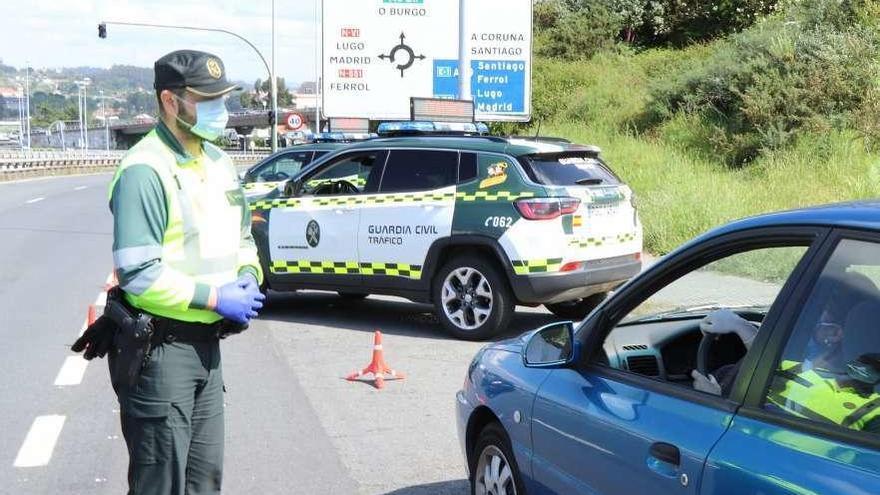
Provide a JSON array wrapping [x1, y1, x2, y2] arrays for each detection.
[[151, 317, 223, 343]]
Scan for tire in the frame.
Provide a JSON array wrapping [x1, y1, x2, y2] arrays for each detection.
[[470, 422, 526, 495], [433, 254, 513, 341], [338, 292, 368, 300], [544, 292, 607, 320]]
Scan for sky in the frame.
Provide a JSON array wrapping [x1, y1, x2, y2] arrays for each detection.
[[0, 0, 322, 85]]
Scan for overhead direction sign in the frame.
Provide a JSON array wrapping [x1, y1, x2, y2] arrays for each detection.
[[322, 0, 532, 122]]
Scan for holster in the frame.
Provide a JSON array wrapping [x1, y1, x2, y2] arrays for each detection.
[[105, 287, 155, 388]]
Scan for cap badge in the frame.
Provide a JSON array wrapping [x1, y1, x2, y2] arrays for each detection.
[[206, 58, 223, 79]]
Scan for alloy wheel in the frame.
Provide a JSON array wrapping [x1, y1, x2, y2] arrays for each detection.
[[441, 267, 494, 331], [474, 445, 517, 495]]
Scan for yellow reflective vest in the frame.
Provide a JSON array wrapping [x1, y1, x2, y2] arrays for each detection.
[[768, 360, 880, 431], [109, 123, 262, 323]]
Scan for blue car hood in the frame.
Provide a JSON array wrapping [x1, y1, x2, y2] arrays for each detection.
[[486, 334, 527, 354]]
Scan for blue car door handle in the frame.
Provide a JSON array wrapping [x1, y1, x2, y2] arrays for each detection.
[[649, 442, 681, 466], [647, 441, 682, 478]]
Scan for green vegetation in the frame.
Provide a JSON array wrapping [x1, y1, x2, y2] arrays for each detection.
[[521, 0, 880, 256]]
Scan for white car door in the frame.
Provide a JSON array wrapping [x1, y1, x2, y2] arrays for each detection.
[[268, 150, 387, 287], [358, 149, 457, 289]]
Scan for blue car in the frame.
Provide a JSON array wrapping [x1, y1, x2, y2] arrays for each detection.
[[457, 201, 880, 495]]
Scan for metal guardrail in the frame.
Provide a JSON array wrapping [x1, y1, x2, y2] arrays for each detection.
[[0, 150, 270, 181]]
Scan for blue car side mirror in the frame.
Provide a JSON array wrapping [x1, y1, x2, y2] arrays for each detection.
[[523, 321, 578, 368]]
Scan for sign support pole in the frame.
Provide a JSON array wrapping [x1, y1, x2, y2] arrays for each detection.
[[457, 0, 471, 103]]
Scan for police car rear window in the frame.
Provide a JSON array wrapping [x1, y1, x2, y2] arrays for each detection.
[[519, 154, 620, 186]]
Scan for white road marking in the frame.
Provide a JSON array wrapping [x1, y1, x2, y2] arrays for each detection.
[[54, 356, 89, 386], [13, 415, 66, 468], [74, 186, 87, 191], [25, 197, 44, 204]]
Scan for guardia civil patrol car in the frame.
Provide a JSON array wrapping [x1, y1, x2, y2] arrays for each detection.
[[250, 124, 643, 340]]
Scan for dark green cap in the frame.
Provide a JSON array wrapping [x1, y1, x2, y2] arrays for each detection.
[[154, 50, 240, 97]]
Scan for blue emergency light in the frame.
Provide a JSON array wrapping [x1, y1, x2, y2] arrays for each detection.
[[376, 121, 491, 136]]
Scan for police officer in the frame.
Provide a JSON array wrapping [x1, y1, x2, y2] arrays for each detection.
[[74, 50, 265, 494]]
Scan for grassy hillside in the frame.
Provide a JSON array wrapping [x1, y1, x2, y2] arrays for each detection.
[[524, 3, 880, 255]]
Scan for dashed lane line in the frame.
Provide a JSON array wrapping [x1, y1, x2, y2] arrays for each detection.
[[54, 356, 89, 387], [74, 186, 87, 191], [13, 415, 66, 468], [25, 197, 45, 204], [13, 272, 114, 469]]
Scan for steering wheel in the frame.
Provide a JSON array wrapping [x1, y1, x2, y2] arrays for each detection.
[[331, 179, 360, 195], [696, 320, 718, 377], [271, 171, 290, 181]]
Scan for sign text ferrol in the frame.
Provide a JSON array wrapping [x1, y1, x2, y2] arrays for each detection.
[[322, 0, 532, 122]]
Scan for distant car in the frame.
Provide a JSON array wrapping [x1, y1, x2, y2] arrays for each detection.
[[251, 123, 642, 340], [457, 201, 880, 494], [241, 143, 349, 199]]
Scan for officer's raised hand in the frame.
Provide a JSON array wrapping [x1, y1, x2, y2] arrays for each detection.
[[211, 276, 265, 324]]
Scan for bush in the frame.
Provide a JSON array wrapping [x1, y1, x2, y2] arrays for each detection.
[[640, 0, 781, 45], [535, 1, 624, 60], [643, 0, 880, 164]]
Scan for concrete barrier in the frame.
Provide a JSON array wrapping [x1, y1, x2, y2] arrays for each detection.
[[0, 151, 269, 182]]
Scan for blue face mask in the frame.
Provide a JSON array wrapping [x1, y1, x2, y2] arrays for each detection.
[[175, 95, 229, 142]]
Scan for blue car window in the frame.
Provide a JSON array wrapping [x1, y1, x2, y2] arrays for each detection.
[[601, 245, 808, 397], [764, 238, 880, 435]]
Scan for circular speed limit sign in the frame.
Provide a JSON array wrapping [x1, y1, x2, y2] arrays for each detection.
[[286, 113, 305, 131]]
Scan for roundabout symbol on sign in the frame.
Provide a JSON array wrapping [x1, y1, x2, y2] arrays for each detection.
[[378, 32, 425, 78], [286, 113, 305, 131]]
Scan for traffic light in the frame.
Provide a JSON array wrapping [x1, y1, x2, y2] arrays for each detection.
[[98, 23, 107, 39]]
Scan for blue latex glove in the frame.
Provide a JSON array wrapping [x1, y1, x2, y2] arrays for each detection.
[[215, 275, 265, 324]]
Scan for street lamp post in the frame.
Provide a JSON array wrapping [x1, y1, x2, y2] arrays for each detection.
[[315, 0, 321, 134], [83, 79, 89, 151], [17, 86, 24, 151], [98, 17, 279, 152], [100, 90, 110, 152], [271, 0, 278, 152], [49, 121, 66, 151], [24, 62, 31, 150], [77, 79, 91, 153]]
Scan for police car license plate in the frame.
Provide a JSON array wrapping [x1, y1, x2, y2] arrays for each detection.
[[588, 203, 619, 218]]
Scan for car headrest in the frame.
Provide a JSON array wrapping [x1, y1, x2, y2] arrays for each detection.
[[843, 301, 880, 365], [821, 271, 879, 323]]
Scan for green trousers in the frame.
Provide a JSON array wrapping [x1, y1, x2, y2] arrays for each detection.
[[110, 340, 224, 495]]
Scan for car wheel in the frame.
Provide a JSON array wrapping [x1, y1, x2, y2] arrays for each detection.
[[544, 292, 607, 320], [338, 292, 368, 300], [471, 423, 525, 495], [433, 254, 513, 341]]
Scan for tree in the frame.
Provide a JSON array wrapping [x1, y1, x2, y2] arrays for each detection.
[[249, 77, 294, 108]]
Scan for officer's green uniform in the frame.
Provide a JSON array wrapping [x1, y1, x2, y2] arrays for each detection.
[[768, 360, 880, 433], [108, 51, 261, 495]]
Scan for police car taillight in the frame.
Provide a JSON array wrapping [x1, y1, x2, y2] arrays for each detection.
[[559, 197, 581, 215], [515, 197, 580, 220]]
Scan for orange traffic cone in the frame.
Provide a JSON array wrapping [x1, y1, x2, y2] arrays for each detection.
[[87, 304, 97, 326], [346, 331, 405, 389]]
